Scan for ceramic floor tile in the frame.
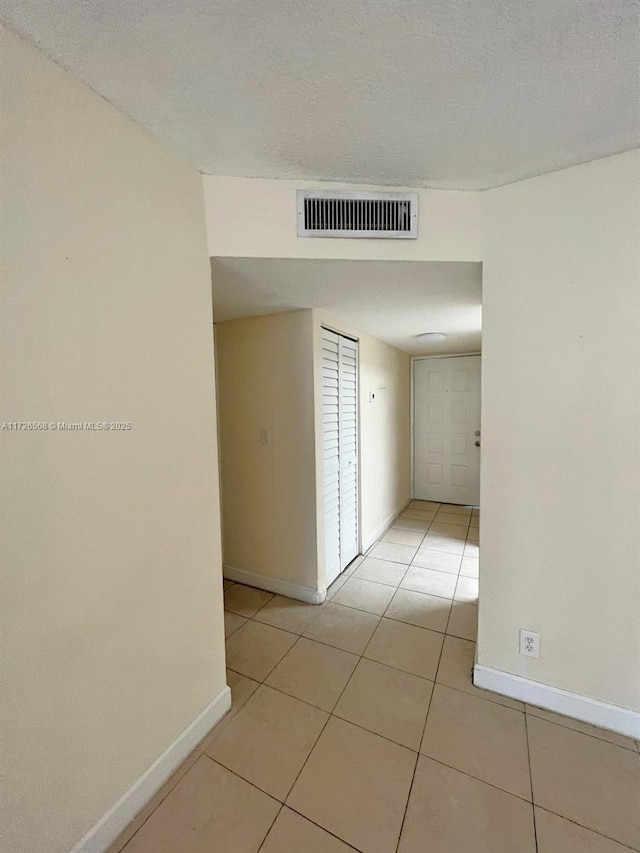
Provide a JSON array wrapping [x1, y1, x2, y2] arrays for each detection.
[[364, 617, 443, 680], [334, 658, 433, 749], [287, 717, 416, 853], [460, 555, 479, 577], [454, 574, 479, 604], [198, 669, 261, 752], [226, 668, 260, 709], [411, 548, 462, 574], [107, 751, 200, 853], [303, 601, 380, 654], [447, 600, 478, 640], [352, 556, 408, 586], [368, 541, 418, 564], [400, 566, 458, 602], [259, 808, 357, 853], [410, 500, 441, 511], [326, 573, 350, 599], [525, 705, 638, 751], [266, 637, 358, 711], [401, 509, 437, 522], [421, 534, 465, 555], [206, 684, 328, 800], [225, 620, 297, 682], [421, 685, 531, 800], [253, 594, 324, 634], [464, 541, 480, 558], [428, 521, 469, 539], [332, 577, 396, 615], [224, 583, 274, 618], [224, 610, 247, 639], [384, 587, 451, 633], [466, 528, 480, 543], [436, 635, 524, 711], [342, 555, 365, 577], [437, 504, 472, 516], [527, 716, 640, 849], [121, 756, 279, 853], [398, 756, 536, 853], [469, 515, 480, 527], [401, 565, 457, 598], [534, 807, 633, 853], [223, 579, 235, 590], [393, 518, 431, 533], [381, 528, 425, 547]]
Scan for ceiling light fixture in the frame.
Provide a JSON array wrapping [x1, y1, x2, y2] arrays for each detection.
[[416, 332, 448, 343]]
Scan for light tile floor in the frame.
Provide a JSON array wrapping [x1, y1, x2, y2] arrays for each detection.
[[110, 501, 640, 853]]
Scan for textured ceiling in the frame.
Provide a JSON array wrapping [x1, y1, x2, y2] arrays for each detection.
[[211, 258, 482, 355], [2, 1, 637, 189]]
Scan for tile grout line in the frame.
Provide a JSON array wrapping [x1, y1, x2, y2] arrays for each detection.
[[524, 708, 639, 752], [207, 731, 639, 853], [272, 595, 398, 853], [523, 711, 539, 853], [227, 659, 524, 716], [122, 499, 631, 853], [226, 524, 476, 852], [532, 804, 639, 852], [203, 705, 558, 815], [254, 803, 284, 853], [283, 804, 364, 852], [394, 601, 450, 853], [108, 754, 201, 853]]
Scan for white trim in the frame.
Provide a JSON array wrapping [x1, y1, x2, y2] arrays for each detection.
[[69, 685, 232, 853], [473, 664, 640, 739], [361, 497, 411, 552], [223, 564, 326, 604]]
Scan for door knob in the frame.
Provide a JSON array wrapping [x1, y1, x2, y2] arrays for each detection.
[[475, 430, 481, 437], [475, 440, 481, 447]]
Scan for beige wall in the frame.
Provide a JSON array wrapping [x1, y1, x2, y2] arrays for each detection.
[[215, 307, 411, 594], [479, 150, 640, 712], [313, 311, 412, 584], [203, 175, 481, 262], [358, 334, 412, 545], [215, 310, 319, 591], [1, 27, 227, 853]]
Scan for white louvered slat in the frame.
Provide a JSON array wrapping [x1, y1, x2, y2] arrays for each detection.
[[322, 329, 341, 585], [321, 327, 359, 586]]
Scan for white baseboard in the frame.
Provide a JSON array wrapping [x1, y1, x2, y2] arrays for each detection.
[[473, 664, 640, 740], [69, 685, 232, 853], [362, 497, 411, 552], [223, 564, 326, 604]]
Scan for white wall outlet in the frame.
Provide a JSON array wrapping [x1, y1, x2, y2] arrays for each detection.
[[519, 629, 540, 658], [260, 428, 270, 446]]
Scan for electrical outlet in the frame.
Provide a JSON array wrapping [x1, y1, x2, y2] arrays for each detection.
[[519, 629, 540, 658]]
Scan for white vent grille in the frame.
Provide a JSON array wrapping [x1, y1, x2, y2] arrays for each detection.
[[297, 190, 418, 239]]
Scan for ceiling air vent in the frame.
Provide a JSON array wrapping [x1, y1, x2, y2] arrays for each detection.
[[297, 190, 418, 239]]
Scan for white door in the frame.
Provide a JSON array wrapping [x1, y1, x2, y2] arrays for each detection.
[[322, 328, 359, 586], [413, 355, 481, 506]]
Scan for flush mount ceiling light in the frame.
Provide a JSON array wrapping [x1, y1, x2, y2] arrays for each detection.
[[416, 332, 448, 343]]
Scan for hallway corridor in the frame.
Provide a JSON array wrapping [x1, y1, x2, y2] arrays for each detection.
[[109, 501, 640, 853]]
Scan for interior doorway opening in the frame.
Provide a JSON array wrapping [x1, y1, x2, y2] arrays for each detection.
[[412, 354, 481, 508]]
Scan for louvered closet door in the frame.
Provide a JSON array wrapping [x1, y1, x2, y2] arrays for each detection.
[[322, 328, 359, 586]]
